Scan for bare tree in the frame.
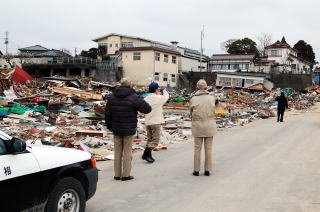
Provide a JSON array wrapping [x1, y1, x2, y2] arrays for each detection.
[[220, 39, 238, 52], [17, 52, 31, 64], [59, 48, 72, 56], [256, 33, 272, 57], [3, 54, 15, 68]]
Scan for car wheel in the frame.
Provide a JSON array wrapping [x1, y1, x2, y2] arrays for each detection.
[[46, 177, 86, 212]]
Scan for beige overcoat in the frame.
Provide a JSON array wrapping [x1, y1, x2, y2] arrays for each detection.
[[189, 90, 217, 137]]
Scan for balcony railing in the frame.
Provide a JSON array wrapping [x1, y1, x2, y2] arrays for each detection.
[[23, 57, 112, 66]]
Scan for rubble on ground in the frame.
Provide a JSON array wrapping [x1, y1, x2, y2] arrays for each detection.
[[1, 68, 320, 161]]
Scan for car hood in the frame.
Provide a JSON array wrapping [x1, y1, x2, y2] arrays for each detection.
[[29, 145, 91, 171]]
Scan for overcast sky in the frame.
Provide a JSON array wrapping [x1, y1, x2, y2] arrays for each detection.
[[0, 0, 319, 61]]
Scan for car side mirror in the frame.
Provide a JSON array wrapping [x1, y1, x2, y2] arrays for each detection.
[[11, 137, 27, 153]]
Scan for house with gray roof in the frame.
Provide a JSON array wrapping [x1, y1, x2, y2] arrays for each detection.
[[18, 45, 49, 56]]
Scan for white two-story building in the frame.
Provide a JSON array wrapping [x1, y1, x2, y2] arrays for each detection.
[[265, 37, 312, 74], [209, 54, 256, 73]]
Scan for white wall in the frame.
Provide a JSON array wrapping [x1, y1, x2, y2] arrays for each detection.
[[216, 74, 266, 88], [122, 50, 178, 87], [179, 56, 207, 72]]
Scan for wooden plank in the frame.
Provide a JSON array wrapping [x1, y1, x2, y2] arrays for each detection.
[[52, 87, 103, 100], [75, 130, 107, 137]]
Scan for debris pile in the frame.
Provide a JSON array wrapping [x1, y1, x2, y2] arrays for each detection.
[[1, 67, 320, 161]]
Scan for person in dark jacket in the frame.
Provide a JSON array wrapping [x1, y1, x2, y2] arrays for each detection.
[[105, 77, 151, 181], [275, 92, 289, 122]]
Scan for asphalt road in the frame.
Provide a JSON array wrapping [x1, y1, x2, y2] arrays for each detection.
[[87, 104, 320, 212]]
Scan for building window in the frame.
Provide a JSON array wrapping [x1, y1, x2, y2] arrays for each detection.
[[121, 42, 134, 48], [271, 50, 279, 56], [218, 77, 231, 86], [154, 72, 160, 81], [245, 79, 254, 84], [155, 52, 160, 61], [171, 74, 176, 82], [172, 56, 176, 64], [133, 52, 141, 60], [232, 78, 242, 87], [245, 64, 249, 69], [109, 44, 112, 47], [99, 43, 108, 46], [115, 43, 118, 48], [163, 73, 168, 81], [291, 64, 297, 70], [164, 55, 168, 63], [233, 64, 239, 69]]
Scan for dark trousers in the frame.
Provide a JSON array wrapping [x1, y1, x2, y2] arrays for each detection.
[[277, 110, 285, 122]]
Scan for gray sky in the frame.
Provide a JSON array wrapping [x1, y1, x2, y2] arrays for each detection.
[[0, 0, 319, 61]]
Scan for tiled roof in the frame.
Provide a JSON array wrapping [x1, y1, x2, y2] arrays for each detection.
[[19, 45, 49, 51], [211, 54, 256, 60], [34, 49, 71, 57], [288, 54, 312, 65], [217, 71, 268, 78], [255, 59, 276, 63], [266, 39, 293, 50]]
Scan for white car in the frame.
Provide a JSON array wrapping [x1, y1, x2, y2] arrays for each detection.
[[0, 131, 98, 212]]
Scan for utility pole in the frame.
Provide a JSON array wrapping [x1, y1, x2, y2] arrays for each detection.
[[4, 31, 9, 55], [200, 26, 204, 72]]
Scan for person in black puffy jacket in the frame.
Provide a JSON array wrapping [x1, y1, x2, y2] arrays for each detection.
[[275, 92, 289, 122], [105, 78, 151, 181]]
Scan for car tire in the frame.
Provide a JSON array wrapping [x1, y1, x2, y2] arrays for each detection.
[[46, 177, 86, 212]]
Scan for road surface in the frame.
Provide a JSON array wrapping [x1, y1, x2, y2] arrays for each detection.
[[87, 104, 320, 212]]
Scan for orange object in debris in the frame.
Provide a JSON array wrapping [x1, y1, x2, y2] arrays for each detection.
[[30, 127, 41, 134], [91, 156, 97, 168], [10, 65, 33, 85]]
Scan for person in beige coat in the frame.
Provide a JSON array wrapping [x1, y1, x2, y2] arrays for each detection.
[[189, 79, 217, 176]]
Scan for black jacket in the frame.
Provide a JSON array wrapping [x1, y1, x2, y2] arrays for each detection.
[[105, 86, 151, 136], [275, 95, 288, 111]]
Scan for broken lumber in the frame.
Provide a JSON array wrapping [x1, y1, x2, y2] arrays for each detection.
[[52, 87, 103, 100], [75, 130, 107, 137]]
